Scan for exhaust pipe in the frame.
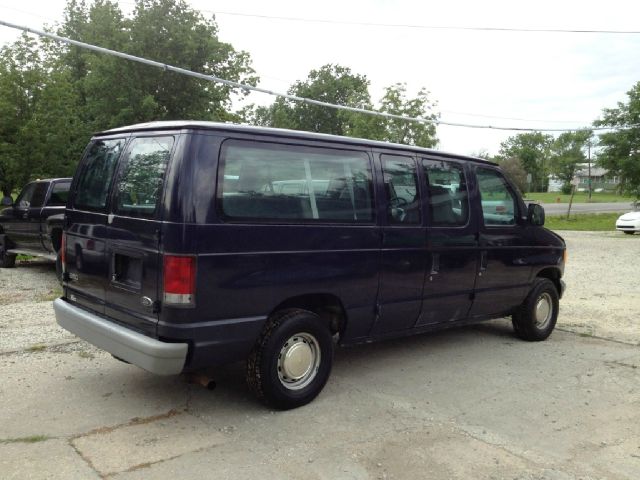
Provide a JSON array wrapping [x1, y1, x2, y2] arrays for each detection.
[[186, 371, 216, 390]]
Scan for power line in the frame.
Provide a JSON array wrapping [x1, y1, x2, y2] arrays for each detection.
[[0, 20, 637, 133], [208, 10, 640, 35], [0, 8, 632, 128]]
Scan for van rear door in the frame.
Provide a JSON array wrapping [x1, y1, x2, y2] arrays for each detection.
[[66, 138, 127, 314], [103, 134, 176, 337]]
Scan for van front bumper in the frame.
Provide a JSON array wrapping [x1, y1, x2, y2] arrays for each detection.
[[53, 298, 188, 375]]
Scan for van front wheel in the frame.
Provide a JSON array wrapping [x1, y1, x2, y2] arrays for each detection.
[[512, 278, 559, 341], [246, 309, 333, 410]]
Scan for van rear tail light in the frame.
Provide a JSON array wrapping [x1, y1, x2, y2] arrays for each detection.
[[163, 255, 196, 305]]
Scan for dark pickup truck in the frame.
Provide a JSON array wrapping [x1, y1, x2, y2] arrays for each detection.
[[0, 178, 71, 269]]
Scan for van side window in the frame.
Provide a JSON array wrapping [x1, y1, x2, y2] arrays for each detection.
[[476, 168, 517, 226], [114, 136, 174, 217], [219, 141, 374, 223], [382, 155, 420, 225], [422, 159, 469, 227], [74, 139, 125, 211]]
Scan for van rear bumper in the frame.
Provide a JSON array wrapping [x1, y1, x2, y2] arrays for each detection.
[[53, 298, 188, 375]]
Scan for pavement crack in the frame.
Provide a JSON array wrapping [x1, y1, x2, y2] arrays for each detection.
[[556, 327, 639, 346], [70, 408, 183, 441], [0, 340, 81, 357], [68, 438, 106, 479], [104, 445, 215, 478], [604, 360, 638, 370]]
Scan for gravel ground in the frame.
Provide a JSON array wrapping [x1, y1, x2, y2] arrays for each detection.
[[0, 260, 76, 354], [558, 230, 640, 345]]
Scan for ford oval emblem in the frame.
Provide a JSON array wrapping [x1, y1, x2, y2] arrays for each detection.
[[141, 296, 153, 308]]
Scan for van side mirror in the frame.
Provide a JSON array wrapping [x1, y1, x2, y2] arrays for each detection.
[[527, 203, 545, 226]]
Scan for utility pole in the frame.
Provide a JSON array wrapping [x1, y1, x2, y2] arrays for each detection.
[[587, 140, 592, 201]]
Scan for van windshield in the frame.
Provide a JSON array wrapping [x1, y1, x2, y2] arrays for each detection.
[[74, 139, 125, 211]]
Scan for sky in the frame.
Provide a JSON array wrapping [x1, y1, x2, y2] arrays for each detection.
[[2, 0, 640, 155]]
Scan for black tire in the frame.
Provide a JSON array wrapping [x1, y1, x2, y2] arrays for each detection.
[[512, 278, 559, 341], [247, 309, 334, 410], [623, 231, 635, 235], [0, 249, 16, 268]]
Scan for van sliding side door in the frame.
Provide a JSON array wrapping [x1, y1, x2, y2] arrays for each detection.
[[370, 151, 427, 335]]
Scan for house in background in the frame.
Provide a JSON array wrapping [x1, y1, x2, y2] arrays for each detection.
[[548, 163, 620, 192]]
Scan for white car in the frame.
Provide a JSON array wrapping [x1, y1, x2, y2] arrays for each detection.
[[616, 211, 640, 234]]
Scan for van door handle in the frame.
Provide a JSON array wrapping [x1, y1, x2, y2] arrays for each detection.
[[479, 251, 488, 274]]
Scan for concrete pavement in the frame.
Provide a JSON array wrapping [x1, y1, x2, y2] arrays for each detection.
[[1, 323, 639, 479]]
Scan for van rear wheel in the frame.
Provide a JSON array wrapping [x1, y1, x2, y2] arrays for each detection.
[[512, 278, 559, 341], [246, 309, 333, 410]]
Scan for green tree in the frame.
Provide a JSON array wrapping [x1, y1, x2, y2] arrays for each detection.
[[361, 83, 438, 147], [0, 0, 258, 192], [496, 157, 528, 194], [57, 0, 257, 129], [595, 82, 640, 200], [255, 64, 372, 136], [254, 67, 438, 147], [0, 34, 47, 194], [497, 132, 553, 192], [549, 130, 592, 194]]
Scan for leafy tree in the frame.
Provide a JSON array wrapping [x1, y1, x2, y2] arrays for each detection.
[[496, 157, 528, 194], [255, 67, 438, 147], [549, 130, 592, 194], [57, 0, 257, 129], [595, 82, 640, 200], [0, 34, 47, 194], [0, 0, 257, 193], [360, 83, 438, 147], [497, 132, 553, 192], [254, 64, 372, 136]]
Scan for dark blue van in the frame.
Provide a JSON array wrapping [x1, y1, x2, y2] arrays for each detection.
[[54, 121, 566, 409]]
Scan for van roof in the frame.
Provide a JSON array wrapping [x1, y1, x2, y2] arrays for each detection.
[[97, 121, 497, 166]]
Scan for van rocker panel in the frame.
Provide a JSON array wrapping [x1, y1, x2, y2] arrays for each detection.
[[54, 298, 188, 375]]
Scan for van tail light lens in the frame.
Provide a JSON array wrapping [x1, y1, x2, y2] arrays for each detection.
[[163, 255, 196, 305]]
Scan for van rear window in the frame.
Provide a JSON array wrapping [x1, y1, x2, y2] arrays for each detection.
[[113, 136, 174, 217], [74, 139, 125, 211], [219, 141, 374, 223]]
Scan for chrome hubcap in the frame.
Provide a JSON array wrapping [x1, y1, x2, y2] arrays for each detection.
[[534, 292, 553, 329], [277, 333, 320, 390]]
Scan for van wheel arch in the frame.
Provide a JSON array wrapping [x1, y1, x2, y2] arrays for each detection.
[[246, 308, 334, 409], [269, 293, 348, 339], [534, 267, 562, 298]]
